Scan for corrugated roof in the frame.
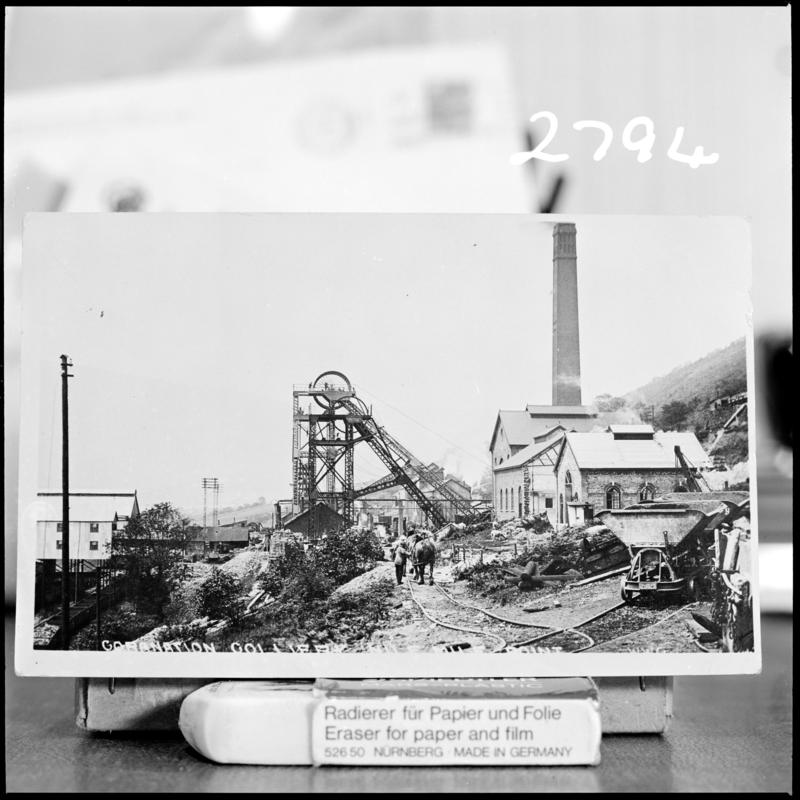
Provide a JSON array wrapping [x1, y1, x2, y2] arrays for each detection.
[[495, 432, 564, 472], [563, 431, 709, 470], [35, 492, 138, 522]]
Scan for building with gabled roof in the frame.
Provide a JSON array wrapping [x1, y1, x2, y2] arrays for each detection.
[[489, 223, 600, 523], [35, 491, 139, 561], [493, 431, 565, 524], [282, 502, 347, 539], [489, 407, 598, 469], [552, 426, 710, 526]]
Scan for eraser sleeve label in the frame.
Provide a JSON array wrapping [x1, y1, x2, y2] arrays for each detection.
[[311, 697, 601, 766]]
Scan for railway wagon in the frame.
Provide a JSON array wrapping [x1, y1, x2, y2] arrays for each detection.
[[597, 500, 731, 603]]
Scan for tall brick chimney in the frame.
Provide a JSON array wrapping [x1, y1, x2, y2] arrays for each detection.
[[552, 222, 582, 405]]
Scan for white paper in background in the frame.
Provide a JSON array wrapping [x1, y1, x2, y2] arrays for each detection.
[[4, 44, 528, 215], [3, 43, 529, 604]]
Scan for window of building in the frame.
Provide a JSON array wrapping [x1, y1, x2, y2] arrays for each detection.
[[56, 522, 63, 532], [89, 541, 99, 551], [565, 471, 573, 502], [545, 497, 554, 509], [90, 522, 100, 533], [639, 483, 656, 502], [112, 522, 118, 531], [605, 485, 622, 509], [56, 540, 62, 549]]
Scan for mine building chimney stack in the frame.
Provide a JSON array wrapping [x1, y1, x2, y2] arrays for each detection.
[[552, 222, 582, 406]]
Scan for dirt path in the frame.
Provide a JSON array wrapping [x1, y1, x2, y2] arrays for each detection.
[[363, 562, 706, 655]]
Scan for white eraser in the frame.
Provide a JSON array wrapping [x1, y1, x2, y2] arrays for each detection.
[[178, 681, 317, 765], [179, 678, 603, 766]]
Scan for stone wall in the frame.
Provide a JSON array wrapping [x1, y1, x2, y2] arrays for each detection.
[[581, 469, 678, 515]]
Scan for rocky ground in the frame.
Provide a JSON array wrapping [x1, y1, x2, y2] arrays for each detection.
[[355, 560, 706, 655]]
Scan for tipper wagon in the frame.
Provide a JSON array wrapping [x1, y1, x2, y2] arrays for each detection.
[[596, 492, 747, 604]]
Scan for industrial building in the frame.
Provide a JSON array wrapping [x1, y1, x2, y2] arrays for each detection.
[[354, 464, 472, 534], [489, 223, 598, 524], [282, 502, 348, 537], [34, 491, 139, 611], [35, 491, 140, 560], [184, 521, 251, 560], [488, 222, 711, 529], [553, 425, 710, 526]]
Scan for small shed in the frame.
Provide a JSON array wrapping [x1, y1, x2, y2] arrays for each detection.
[[193, 522, 250, 555], [281, 502, 347, 540]]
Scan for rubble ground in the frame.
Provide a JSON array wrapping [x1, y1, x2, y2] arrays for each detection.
[[363, 561, 705, 654]]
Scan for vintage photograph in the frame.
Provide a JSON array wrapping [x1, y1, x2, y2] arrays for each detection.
[[16, 212, 759, 677]]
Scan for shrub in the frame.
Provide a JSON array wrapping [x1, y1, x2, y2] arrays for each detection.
[[70, 604, 161, 650], [317, 529, 384, 586], [196, 567, 246, 624], [260, 529, 384, 604]]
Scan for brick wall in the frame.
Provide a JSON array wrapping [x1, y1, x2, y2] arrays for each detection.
[[581, 469, 678, 515]]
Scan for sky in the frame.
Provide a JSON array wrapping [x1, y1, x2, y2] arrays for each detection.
[[24, 213, 750, 512]]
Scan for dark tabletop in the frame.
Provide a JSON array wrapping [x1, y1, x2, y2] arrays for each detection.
[[5, 613, 792, 793]]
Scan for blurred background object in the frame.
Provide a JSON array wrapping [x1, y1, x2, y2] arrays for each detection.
[[4, 7, 791, 609]]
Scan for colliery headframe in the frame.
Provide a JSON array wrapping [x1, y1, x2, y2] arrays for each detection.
[[290, 370, 479, 538]]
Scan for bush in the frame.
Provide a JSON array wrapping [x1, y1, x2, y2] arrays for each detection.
[[260, 529, 384, 604], [196, 567, 246, 624], [155, 622, 208, 644], [317, 529, 384, 586], [70, 604, 161, 650]]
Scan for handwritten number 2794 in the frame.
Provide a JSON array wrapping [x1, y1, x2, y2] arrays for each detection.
[[510, 111, 719, 169]]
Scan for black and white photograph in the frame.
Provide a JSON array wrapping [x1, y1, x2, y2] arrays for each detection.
[[16, 212, 759, 677], [5, 7, 791, 792]]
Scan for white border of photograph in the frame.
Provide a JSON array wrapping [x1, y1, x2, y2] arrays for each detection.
[[15, 213, 761, 677]]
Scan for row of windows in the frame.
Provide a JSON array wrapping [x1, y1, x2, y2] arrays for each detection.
[[55, 522, 106, 533], [604, 483, 656, 508], [498, 486, 523, 512], [55, 540, 99, 550], [498, 479, 658, 516], [498, 488, 555, 512]]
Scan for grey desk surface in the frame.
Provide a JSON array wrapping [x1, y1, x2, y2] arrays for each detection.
[[5, 614, 792, 793]]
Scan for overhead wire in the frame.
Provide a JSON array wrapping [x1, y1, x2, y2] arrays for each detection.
[[357, 384, 491, 470]]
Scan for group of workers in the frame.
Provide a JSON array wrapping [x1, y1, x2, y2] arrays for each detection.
[[389, 524, 427, 585]]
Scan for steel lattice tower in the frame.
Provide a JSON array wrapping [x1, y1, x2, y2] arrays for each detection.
[[290, 371, 479, 541]]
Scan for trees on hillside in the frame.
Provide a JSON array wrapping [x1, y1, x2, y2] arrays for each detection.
[[658, 400, 691, 431]]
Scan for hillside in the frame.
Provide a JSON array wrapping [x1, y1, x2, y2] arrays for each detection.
[[620, 337, 749, 468], [181, 498, 278, 527], [625, 338, 746, 410]]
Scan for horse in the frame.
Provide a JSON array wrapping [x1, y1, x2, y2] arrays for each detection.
[[410, 536, 436, 585]]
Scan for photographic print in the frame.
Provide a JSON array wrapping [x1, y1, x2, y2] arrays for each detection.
[[15, 213, 760, 677]]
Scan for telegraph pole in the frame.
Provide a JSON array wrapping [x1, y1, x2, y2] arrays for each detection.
[[60, 355, 74, 649]]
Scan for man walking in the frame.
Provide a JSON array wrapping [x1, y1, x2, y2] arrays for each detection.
[[391, 536, 409, 585]]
